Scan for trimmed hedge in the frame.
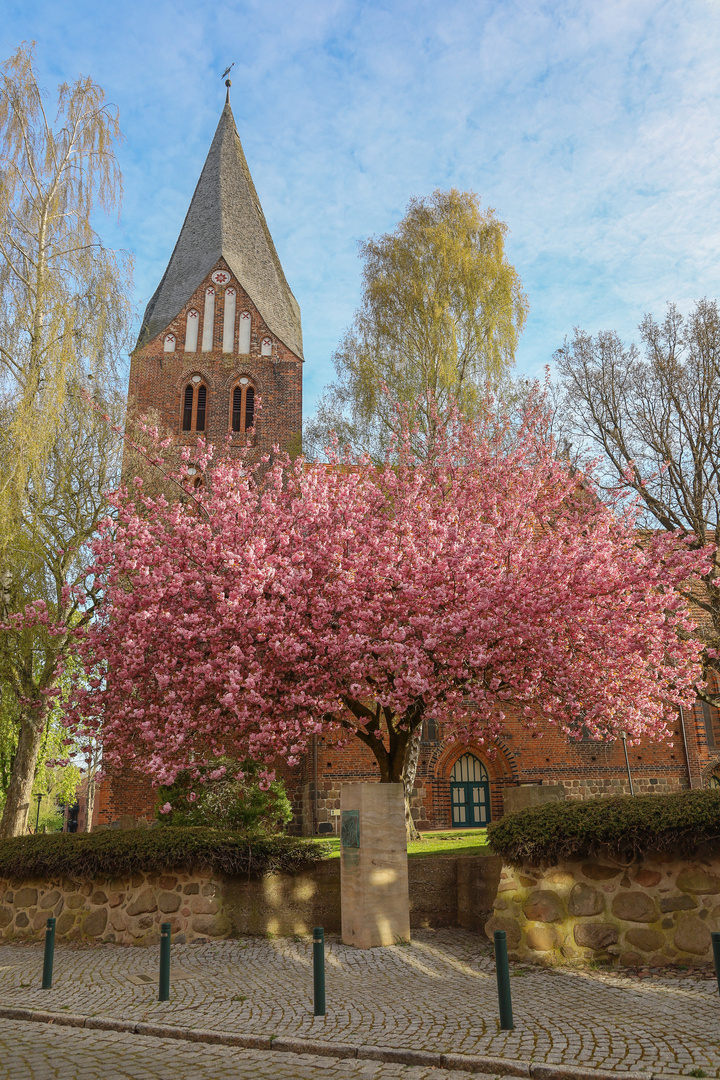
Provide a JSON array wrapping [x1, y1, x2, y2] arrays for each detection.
[[0, 827, 331, 882], [487, 789, 720, 865]]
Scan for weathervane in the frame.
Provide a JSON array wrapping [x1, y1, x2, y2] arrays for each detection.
[[221, 62, 235, 103]]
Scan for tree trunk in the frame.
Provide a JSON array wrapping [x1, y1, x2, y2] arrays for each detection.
[[343, 697, 424, 842], [0, 710, 46, 838], [85, 776, 96, 833], [403, 726, 422, 841]]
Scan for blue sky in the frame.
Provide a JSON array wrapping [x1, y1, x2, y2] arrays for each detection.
[[3, 0, 720, 416]]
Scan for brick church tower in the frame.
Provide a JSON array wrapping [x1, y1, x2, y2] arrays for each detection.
[[93, 96, 303, 827], [127, 94, 302, 463]]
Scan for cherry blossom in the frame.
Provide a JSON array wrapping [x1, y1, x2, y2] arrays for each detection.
[[67, 396, 712, 791]]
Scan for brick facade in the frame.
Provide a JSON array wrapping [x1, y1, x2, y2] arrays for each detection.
[[276, 700, 720, 837], [128, 258, 302, 461]]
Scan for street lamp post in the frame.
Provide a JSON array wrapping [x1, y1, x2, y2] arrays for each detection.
[[35, 792, 42, 832]]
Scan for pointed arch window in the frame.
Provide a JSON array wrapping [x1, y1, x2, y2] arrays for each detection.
[[230, 378, 256, 433], [450, 754, 490, 828], [181, 377, 208, 433]]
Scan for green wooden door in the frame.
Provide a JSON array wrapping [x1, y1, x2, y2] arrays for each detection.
[[450, 754, 490, 828]]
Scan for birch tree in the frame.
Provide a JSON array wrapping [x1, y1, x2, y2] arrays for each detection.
[[305, 189, 528, 462], [0, 44, 130, 836]]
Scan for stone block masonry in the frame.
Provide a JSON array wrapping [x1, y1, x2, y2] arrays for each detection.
[[486, 851, 720, 966], [0, 854, 501, 945]]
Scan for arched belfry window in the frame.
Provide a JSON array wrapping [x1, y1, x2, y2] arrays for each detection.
[[230, 378, 256, 434], [450, 754, 490, 828], [181, 376, 208, 433]]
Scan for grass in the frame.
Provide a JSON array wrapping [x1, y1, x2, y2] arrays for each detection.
[[311, 828, 489, 860]]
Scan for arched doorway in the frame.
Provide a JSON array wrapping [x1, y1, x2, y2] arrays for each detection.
[[450, 753, 491, 828], [710, 772, 720, 789]]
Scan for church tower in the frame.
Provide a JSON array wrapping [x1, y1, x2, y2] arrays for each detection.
[[92, 100, 303, 829], [128, 96, 303, 460]]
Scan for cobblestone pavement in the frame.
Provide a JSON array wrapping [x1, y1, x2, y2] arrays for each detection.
[[0, 929, 718, 1078], [0, 1018, 496, 1080]]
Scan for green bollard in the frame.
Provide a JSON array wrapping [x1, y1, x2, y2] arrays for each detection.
[[42, 917, 56, 990], [494, 930, 514, 1030], [159, 922, 171, 1002], [313, 926, 325, 1016], [712, 932, 720, 997]]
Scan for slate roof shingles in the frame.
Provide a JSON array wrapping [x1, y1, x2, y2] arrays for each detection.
[[135, 102, 302, 359]]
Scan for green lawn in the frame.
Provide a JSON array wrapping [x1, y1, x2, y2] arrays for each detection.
[[311, 828, 489, 860]]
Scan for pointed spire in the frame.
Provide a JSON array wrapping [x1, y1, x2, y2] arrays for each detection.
[[136, 102, 303, 358]]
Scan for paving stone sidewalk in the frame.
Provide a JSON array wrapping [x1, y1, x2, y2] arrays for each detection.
[[0, 929, 718, 1078]]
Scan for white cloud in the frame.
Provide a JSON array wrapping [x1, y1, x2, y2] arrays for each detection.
[[2, 0, 720, 403]]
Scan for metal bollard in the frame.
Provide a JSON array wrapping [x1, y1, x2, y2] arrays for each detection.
[[42, 917, 56, 990], [159, 922, 171, 1001], [313, 926, 325, 1016], [712, 932, 720, 997], [494, 930, 514, 1030]]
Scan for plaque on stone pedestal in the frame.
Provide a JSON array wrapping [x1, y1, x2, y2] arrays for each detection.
[[340, 783, 410, 948]]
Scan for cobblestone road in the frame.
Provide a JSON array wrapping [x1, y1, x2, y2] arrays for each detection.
[[0, 1018, 495, 1080], [0, 929, 718, 1077]]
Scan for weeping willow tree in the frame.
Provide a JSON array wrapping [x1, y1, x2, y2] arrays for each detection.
[[305, 188, 528, 462], [0, 44, 131, 836]]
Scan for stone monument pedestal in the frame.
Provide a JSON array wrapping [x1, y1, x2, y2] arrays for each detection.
[[340, 782, 410, 948]]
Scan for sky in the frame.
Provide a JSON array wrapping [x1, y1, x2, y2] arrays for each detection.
[[3, 0, 720, 418]]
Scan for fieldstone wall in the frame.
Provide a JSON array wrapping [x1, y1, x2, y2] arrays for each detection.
[[486, 853, 720, 967], [0, 870, 229, 945], [0, 854, 501, 945]]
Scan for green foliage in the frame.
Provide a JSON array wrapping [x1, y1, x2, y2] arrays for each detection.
[[0, 826, 330, 881], [488, 790, 720, 865], [155, 759, 292, 835], [305, 188, 528, 462]]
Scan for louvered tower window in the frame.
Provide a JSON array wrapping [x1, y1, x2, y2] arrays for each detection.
[[181, 379, 208, 433], [232, 386, 242, 432], [182, 385, 194, 431], [196, 385, 206, 432], [229, 380, 256, 434]]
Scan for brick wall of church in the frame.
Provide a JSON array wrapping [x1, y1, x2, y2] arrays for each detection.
[[280, 699, 720, 836], [127, 257, 302, 462]]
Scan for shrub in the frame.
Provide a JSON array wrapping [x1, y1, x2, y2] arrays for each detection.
[[0, 826, 330, 882], [155, 758, 292, 835], [487, 789, 720, 865]]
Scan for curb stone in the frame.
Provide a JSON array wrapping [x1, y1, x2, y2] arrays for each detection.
[[0, 1005, 680, 1079]]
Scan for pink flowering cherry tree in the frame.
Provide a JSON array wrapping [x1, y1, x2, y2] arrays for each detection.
[[69, 397, 711, 837]]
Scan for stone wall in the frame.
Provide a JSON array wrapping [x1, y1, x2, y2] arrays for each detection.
[[485, 852, 720, 966], [0, 854, 502, 945], [501, 784, 566, 815]]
